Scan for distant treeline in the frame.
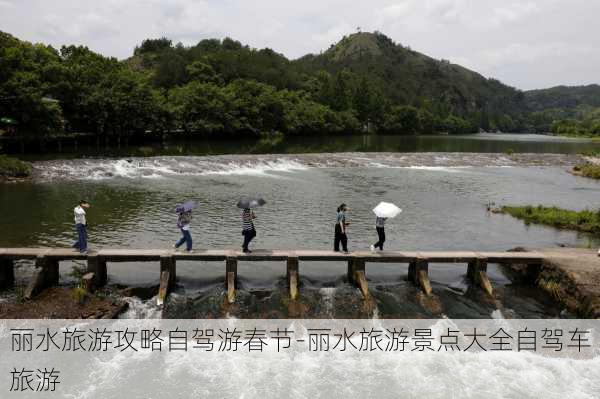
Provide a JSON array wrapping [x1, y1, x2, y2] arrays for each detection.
[[1, 30, 599, 141]]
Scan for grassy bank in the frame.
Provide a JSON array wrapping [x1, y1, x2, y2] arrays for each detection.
[[501, 205, 600, 234], [573, 163, 600, 179], [0, 155, 32, 178]]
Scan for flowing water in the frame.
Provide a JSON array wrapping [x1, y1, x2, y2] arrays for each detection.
[[2, 134, 600, 319]]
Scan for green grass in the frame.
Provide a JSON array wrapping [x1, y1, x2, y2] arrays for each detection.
[[501, 205, 600, 234], [573, 163, 600, 179], [0, 155, 32, 178]]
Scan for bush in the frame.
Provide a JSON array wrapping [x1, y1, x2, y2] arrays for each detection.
[[574, 163, 600, 179], [0, 155, 32, 178], [501, 205, 600, 234]]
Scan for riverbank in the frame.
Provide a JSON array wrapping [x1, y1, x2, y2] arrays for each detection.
[[500, 205, 600, 235], [571, 155, 600, 179], [0, 155, 31, 181], [0, 286, 128, 318], [505, 247, 600, 317]]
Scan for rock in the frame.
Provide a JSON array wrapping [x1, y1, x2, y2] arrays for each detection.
[[120, 285, 159, 300]]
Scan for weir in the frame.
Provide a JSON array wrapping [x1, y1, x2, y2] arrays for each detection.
[[0, 248, 548, 304]]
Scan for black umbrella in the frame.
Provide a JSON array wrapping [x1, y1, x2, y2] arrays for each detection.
[[237, 197, 266, 209]]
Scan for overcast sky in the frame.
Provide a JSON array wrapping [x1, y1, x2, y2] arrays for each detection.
[[0, 0, 598, 90]]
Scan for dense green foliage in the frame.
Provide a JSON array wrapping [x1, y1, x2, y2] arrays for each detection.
[[502, 205, 600, 234], [524, 86, 600, 136], [0, 155, 32, 177], [1, 30, 599, 140], [573, 163, 600, 179]]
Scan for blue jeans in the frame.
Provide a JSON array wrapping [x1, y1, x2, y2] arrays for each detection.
[[73, 223, 88, 252], [175, 228, 192, 251]]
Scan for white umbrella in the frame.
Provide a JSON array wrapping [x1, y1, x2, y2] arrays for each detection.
[[373, 202, 402, 218]]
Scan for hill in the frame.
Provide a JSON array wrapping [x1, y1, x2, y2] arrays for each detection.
[[525, 84, 600, 111], [1, 29, 599, 141], [521, 85, 600, 135], [293, 32, 525, 129]]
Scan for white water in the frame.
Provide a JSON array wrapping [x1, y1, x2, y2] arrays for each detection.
[[35, 157, 309, 181], [119, 296, 163, 319], [1, 319, 598, 398], [32, 152, 581, 181]]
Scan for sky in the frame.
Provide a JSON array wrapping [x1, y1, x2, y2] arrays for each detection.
[[0, 0, 598, 90]]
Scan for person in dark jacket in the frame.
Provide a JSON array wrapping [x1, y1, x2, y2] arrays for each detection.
[[371, 216, 387, 251], [334, 203, 349, 253], [174, 207, 193, 252], [242, 208, 256, 253]]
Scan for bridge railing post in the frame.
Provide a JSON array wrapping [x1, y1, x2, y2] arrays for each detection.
[[0, 258, 15, 290]]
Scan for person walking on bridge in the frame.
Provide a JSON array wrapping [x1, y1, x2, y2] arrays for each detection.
[[174, 203, 194, 253], [72, 200, 90, 253], [370, 202, 402, 252], [237, 197, 265, 254], [334, 203, 349, 253], [370, 216, 387, 251], [241, 208, 257, 253]]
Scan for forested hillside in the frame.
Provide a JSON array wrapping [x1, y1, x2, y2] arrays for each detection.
[[1, 30, 599, 141], [524, 85, 600, 136]]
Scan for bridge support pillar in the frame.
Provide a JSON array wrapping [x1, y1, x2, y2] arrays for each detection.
[[347, 260, 356, 284], [409, 258, 432, 296], [286, 257, 299, 300], [158, 255, 176, 306], [45, 258, 59, 287], [408, 261, 416, 281], [468, 258, 493, 296], [350, 258, 369, 299], [87, 255, 107, 287], [0, 259, 15, 290], [25, 256, 59, 299], [226, 257, 237, 304]]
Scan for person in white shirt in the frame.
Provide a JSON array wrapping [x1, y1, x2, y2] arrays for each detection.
[[73, 200, 90, 253]]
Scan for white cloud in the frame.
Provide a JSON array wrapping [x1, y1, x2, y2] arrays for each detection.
[[491, 2, 539, 25], [311, 22, 355, 50], [0, 0, 598, 89]]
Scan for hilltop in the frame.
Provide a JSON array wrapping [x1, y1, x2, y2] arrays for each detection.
[[294, 32, 524, 128]]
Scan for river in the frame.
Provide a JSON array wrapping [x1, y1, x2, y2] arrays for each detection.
[[1, 134, 599, 319]]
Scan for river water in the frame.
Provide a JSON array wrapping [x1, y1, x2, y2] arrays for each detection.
[[1, 134, 600, 319]]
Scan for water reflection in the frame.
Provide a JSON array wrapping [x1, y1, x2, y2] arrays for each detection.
[[19, 133, 600, 160]]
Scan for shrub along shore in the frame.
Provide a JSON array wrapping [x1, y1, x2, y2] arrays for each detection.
[[501, 205, 600, 235], [573, 162, 600, 179], [0, 155, 31, 180]]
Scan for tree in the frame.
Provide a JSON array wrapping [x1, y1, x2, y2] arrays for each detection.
[[186, 61, 219, 83], [382, 105, 421, 134]]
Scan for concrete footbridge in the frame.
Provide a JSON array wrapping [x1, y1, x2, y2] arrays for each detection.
[[1, 247, 560, 305]]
